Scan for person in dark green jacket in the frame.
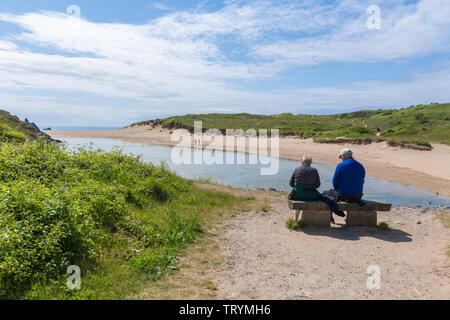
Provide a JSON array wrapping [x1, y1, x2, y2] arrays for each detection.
[[289, 155, 322, 220]]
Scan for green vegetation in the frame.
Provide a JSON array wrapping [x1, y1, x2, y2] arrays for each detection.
[[0, 110, 52, 143], [436, 211, 450, 228], [0, 140, 251, 299], [378, 222, 390, 231], [286, 218, 303, 231], [134, 103, 450, 145], [195, 176, 220, 185], [435, 211, 450, 257], [0, 123, 26, 143]]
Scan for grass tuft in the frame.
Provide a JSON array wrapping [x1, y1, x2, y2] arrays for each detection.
[[286, 218, 304, 231], [435, 211, 450, 258], [378, 222, 390, 231]]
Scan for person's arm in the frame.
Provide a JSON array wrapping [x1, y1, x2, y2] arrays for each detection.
[[289, 171, 296, 188], [332, 165, 341, 190], [313, 168, 321, 188], [362, 165, 366, 183]]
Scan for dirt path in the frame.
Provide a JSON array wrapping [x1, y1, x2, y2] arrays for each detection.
[[214, 195, 450, 300]]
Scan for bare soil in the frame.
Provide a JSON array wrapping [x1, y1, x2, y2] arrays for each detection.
[[214, 194, 450, 300]]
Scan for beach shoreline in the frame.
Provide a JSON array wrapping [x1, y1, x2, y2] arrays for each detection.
[[47, 126, 450, 198]]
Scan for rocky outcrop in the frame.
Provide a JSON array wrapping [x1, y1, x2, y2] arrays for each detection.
[[0, 110, 56, 143]]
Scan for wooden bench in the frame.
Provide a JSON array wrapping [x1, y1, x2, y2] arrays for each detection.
[[288, 200, 392, 227]]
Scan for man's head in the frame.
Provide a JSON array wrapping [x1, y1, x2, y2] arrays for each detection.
[[339, 148, 353, 161], [302, 154, 312, 165]]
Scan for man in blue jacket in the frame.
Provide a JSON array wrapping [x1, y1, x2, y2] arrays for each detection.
[[332, 148, 365, 202], [322, 148, 366, 223]]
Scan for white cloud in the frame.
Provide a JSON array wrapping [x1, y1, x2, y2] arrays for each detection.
[[0, 0, 448, 126], [151, 3, 171, 11], [0, 40, 17, 50], [254, 0, 450, 64]]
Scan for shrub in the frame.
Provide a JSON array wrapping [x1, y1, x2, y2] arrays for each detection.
[[0, 141, 195, 297], [0, 123, 27, 143]]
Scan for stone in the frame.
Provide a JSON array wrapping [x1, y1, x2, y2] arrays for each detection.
[[300, 210, 331, 227], [289, 200, 392, 227], [346, 210, 377, 226]]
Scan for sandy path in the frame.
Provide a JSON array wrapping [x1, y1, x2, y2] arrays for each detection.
[[48, 126, 450, 197], [214, 196, 450, 300]]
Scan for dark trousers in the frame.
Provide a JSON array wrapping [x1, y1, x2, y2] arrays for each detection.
[[321, 189, 364, 216]]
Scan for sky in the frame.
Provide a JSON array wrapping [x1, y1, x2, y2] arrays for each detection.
[[0, 0, 449, 127]]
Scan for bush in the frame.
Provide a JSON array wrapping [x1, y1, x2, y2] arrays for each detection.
[[0, 140, 195, 297], [347, 126, 372, 135], [0, 181, 102, 293], [0, 123, 27, 143]]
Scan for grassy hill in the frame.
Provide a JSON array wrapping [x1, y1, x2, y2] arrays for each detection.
[[0, 110, 53, 143], [132, 103, 450, 146]]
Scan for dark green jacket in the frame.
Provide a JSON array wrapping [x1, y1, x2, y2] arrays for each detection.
[[292, 182, 322, 201]]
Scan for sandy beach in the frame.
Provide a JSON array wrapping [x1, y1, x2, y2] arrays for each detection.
[[48, 125, 450, 198]]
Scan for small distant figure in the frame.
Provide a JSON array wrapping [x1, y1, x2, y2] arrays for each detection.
[[376, 127, 382, 137], [289, 155, 322, 221]]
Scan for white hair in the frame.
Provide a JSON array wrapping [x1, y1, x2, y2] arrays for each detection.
[[302, 155, 312, 165]]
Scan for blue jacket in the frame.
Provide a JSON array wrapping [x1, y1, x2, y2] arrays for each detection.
[[332, 158, 365, 196]]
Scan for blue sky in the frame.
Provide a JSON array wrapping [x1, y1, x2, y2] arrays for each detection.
[[0, 0, 449, 127]]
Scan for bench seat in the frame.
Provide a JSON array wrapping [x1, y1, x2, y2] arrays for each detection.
[[289, 199, 392, 211], [288, 200, 392, 227]]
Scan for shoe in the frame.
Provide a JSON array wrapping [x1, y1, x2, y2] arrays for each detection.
[[335, 211, 345, 217]]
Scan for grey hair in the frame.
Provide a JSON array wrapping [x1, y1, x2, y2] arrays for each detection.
[[302, 155, 312, 165]]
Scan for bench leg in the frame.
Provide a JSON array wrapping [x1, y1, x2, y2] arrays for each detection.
[[300, 210, 331, 227], [346, 211, 377, 226], [294, 210, 301, 221]]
